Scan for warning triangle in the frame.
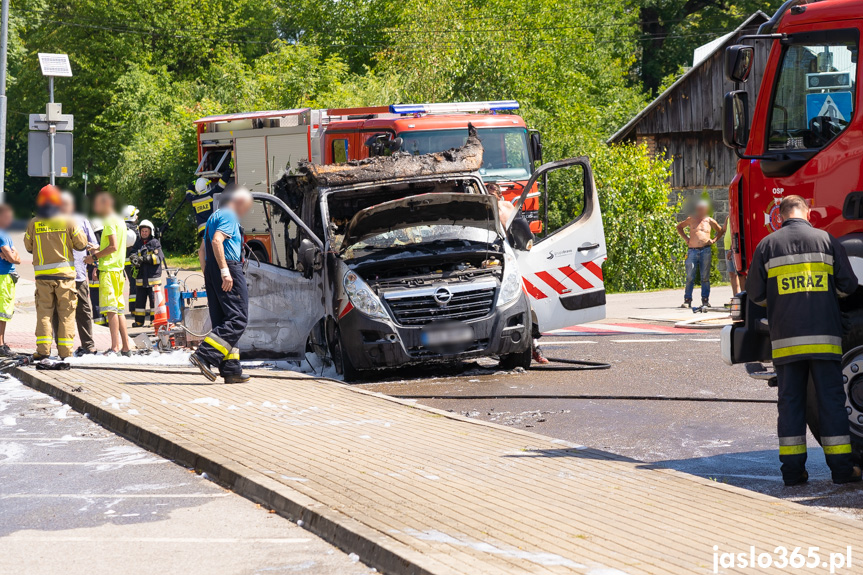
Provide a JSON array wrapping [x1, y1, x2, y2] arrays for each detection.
[[818, 95, 845, 121]]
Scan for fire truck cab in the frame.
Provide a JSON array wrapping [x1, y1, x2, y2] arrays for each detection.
[[313, 101, 544, 231], [720, 0, 863, 458]]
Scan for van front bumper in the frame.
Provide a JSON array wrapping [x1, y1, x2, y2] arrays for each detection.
[[338, 294, 532, 371]]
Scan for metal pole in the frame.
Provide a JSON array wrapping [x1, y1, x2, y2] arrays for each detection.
[[0, 0, 9, 203], [48, 76, 55, 185]]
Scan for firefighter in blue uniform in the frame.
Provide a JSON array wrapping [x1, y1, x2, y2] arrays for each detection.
[[747, 195, 862, 486], [189, 188, 252, 384]]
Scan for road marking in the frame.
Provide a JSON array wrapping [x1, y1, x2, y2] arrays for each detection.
[[691, 338, 720, 342], [536, 341, 598, 346], [1, 493, 230, 498], [0, 536, 312, 543], [610, 339, 678, 343]]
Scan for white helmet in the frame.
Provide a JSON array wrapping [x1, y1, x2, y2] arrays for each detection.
[[195, 177, 210, 193], [138, 219, 155, 233], [122, 205, 139, 222], [126, 228, 137, 246], [90, 217, 104, 233]]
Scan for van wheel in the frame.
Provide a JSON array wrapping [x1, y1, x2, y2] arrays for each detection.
[[499, 345, 533, 371], [331, 328, 360, 382]]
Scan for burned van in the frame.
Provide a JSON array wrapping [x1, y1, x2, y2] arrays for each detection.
[[237, 134, 608, 380]]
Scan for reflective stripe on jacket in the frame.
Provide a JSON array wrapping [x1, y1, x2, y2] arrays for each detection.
[[746, 218, 858, 365], [24, 216, 88, 280]]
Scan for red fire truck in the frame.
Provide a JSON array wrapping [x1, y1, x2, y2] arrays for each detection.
[[192, 101, 545, 258], [719, 0, 863, 457]]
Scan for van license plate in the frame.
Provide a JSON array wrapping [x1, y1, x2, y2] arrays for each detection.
[[421, 325, 473, 347]]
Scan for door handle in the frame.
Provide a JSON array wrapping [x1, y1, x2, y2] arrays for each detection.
[[577, 243, 600, 252]]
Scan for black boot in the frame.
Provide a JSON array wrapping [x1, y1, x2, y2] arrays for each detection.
[[783, 470, 809, 487], [189, 354, 217, 382], [223, 373, 250, 384]]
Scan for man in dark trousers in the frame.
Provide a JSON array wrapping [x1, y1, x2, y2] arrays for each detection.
[[747, 195, 862, 486], [131, 219, 163, 327], [189, 188, 252, 384]]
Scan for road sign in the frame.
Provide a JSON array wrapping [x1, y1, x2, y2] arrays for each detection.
[[28, 131, 72, 177], [29, 113, 73, 131], [806, 92, 853, 124], [37, 53, 72, 77]]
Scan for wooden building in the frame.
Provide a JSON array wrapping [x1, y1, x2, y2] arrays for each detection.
[[608, 12, 770, 191]]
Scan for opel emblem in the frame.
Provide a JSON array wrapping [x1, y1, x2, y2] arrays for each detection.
[[433, 287, 453, 306]]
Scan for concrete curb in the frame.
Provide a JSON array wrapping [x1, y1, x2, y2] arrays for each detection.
[[10, 366, 441, 575]]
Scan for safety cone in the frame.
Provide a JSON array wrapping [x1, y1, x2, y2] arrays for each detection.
[[152, 282, 169, 333]]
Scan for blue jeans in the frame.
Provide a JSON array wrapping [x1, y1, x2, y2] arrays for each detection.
[[684, 246, 712, 302]]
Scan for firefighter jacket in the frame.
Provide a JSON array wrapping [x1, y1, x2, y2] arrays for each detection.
[[24, 214, 88, 280], [131, 237, 164, 284], [747, 218, 858, 365], [188, 168, 233, 235]]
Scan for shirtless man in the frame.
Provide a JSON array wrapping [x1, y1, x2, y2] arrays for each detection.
[[676, 199, 724, 308]]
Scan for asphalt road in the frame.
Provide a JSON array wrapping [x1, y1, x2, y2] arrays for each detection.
[[0, 377, 376, 575], [358, 328, 863, 522]]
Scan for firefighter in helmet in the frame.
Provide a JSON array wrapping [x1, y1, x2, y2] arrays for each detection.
[[122, 205, 140, 319], [130, 220, 164, 327], [187, 163, 234, 271]]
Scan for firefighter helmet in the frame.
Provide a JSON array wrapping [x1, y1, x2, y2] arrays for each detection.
[[122, 205, 139, 222], [195, 177, 210, 193], [138, 219, 155, 233]]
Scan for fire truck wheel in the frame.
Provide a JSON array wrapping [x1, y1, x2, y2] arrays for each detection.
[[805, 342, 863, 465], [331, 328, 360, 383]]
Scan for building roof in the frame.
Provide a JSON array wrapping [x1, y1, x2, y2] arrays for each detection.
[[607, 11, 768, 144]]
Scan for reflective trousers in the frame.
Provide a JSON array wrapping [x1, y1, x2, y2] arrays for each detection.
[[52, 280, 94, 353], [35, 278, 76, 358], [194, 260, 248, 376], [775, 359, 856, 483]]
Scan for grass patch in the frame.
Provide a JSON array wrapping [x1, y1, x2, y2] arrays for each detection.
[[164, 253, 199, 270]]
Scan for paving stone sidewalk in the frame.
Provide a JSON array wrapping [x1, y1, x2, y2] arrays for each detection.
[[12, 365, 863, 575]]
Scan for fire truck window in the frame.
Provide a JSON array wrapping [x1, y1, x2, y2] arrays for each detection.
[[399, 127, 532, 182], [332, 139, 349, 164], [768, 34, 858, 151]]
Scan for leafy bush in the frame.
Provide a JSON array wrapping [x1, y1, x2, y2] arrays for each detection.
[[584, 143, 685, 293]]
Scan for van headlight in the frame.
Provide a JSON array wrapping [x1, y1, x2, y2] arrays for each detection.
[[343, 271, 389, 320], [498, 250, 522, 307]]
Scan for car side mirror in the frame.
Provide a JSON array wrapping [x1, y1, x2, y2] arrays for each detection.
[[508, 218, 534, 251], [298, 238, 323, 279], [529, 132, 542, 164], [725, 45, 754, 83], [722, 90, 750, 149]]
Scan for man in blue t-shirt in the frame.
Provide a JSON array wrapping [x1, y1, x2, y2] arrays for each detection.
[[190, 189, 253, 383], [0, 205, 21, 355]]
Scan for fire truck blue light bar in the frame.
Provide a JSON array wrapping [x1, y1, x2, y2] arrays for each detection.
[[390, 101, 520, 115]]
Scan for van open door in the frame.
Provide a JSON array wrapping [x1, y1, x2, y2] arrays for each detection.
[[508, 157, 606, 332], [239, 193, 326, 358]]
